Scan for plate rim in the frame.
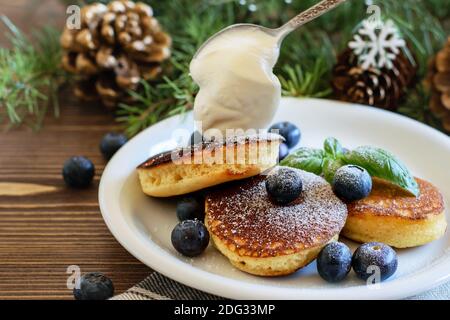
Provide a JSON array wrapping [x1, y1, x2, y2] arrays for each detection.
[[99, 97, 450, 300]]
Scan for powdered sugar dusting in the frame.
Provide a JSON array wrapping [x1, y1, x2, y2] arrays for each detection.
[[206, 168, 348, 257]]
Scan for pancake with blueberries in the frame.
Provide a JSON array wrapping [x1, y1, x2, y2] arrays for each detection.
[[342, 177, 447, 248], [205, 167, 348, 276]]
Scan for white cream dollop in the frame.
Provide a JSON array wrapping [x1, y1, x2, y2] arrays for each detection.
[[190, 27, 281, 137]]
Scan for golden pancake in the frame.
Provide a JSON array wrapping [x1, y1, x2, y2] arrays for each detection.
[[205, 168, 348, 276], [137, 134, 282, 197], [342, 177, 447, 248]]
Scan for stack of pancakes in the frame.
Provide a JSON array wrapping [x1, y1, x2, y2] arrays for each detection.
[[137, 135, 447, 276]]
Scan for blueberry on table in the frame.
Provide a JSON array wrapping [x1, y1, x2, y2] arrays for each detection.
[[278, 143, 289, 161], [62, 156, 95, 188], [100, 132, 128, 160], [332, 165, 372, 201], [176, 197, 205, 222], [352, 242, 398, 281], [317, 242, 352, 283], [265, 167, 303, 205], [268, 121, 301, 148], [171, 220, 210, 257], [73, 272, 114, 300]]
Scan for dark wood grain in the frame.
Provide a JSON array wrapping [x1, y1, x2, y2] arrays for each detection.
[[0, 1, 151, 299], [0, 90, 152, 300]]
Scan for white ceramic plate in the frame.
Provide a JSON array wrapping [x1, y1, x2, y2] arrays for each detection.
[[99, 98, 450, 300]]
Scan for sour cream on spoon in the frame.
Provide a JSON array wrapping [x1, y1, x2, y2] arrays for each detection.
[[190, 28, 280, 137], [189, 0, 346, 139]]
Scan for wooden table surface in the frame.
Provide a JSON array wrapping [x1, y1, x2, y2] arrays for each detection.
[[0, 0, 151, 299]]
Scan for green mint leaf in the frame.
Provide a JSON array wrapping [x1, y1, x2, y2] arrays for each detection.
[[343, 146, 419, 196], [280, 147, 325, 175], [323, 158, 345, 183], [323, 137, 343, 159]]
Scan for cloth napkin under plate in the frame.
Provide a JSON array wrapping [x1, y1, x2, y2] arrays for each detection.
[[111, 271, 450, 300]]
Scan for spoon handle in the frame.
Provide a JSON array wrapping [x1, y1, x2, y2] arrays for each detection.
[[277, 0, 347, 38]]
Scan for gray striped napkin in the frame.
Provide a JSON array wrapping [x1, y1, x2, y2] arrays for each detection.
[[111, 272, 221, 300], [112, 271, 450, 300]]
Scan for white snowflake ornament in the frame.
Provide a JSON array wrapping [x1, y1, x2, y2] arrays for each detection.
[[349, 19, 406, 70]]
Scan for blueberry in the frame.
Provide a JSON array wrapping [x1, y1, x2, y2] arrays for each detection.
[[332, 165, 372, 201], [189, 131, 217, 146], [278, 143, 289, 161], [268, 122, 301, 148], [100, 132, 128, 160], [189, 131, 204, 146], [195, 188, 210, 200], [73, 272, 114, 300], [352, 242, 398, 281], [317, 242, 352, 282], [176, 197, 205, 221], [62, 156, 95, 188], [171, 220, 209, 257], [265, 167, 303, 205]]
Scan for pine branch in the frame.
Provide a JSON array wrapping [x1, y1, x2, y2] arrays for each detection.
[[87, 0, 447, 136], [116, 58, 198, 137], [0, 16, 65, 129], [279, 58, 333, 98]]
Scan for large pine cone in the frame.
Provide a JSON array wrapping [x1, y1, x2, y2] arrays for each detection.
[[426, 37, 450, 132], [332, 49, 416, 110], [60, 1, 171, 109]]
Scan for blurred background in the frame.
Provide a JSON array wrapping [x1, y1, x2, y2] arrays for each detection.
[[1, 0, 449, 135]]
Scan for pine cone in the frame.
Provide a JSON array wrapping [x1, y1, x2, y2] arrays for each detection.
[[332, 49, 416, 110], [426, 37, 450, 132], [60, 1, 171, 109]]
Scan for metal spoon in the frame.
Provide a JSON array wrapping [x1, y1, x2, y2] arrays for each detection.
[[194, 0, 347, 58]]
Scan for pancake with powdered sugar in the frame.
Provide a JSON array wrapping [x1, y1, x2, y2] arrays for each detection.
[[205, 167, 348, 276]]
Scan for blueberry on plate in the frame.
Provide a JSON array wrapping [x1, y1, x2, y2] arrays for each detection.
[[278, 143, 289, 161], [62, 156, 95, 188], [268, 122, 301, 148], [99, 132, 128, 160], [73, 272, 114, 300], [317, 242, 352, 283], [352, 242, 398, 281], [189, 131, 204, 146], [265, 167, 303, 205], [176, 196, 205, 221], [171, 220, 210, 257], [332, 165, 372, 201]]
